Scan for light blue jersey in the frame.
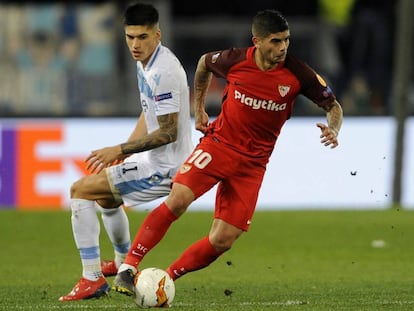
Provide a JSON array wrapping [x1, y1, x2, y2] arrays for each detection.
[[136, 43, 193, 177], [106, 43, 193, 208]]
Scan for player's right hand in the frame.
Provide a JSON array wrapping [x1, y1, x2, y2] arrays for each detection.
[[195, 110, 209, 133]]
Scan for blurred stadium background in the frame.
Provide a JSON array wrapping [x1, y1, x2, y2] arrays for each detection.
[[0, 0, 413, 210]]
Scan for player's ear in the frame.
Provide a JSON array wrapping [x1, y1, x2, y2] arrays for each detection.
[[252, 36, 259, 47]]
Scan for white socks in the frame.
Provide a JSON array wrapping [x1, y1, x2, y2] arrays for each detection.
[[70, 199, 131, 281], [99, 204, 131, 268], [70, 199, 102, 281]]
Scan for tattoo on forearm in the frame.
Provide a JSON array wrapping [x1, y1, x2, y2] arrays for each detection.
[[194, 66, 212, 109], [327, 102, 343, 135], [121, 113, 178, 154]]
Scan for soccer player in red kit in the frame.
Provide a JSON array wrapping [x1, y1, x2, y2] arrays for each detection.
[[113, 9, 344, 295]]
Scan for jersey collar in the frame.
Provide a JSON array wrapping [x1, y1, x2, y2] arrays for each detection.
[[145, 43, 162, 71]]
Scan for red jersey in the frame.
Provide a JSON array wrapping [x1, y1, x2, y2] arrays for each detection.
[[204, 46, 336, 163]]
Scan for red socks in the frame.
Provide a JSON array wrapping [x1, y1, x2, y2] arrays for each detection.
[[166, 236, 222, 280], [124, 202, 177, 267], [124, 203, 222, 280]]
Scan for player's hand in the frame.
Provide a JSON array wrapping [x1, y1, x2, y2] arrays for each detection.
[[195, 110, 209, 134], [316, 123, 339, 149], [85, 145, 124, 174]]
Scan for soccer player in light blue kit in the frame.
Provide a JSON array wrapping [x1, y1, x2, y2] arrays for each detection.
[[59, 3, 193, 301]]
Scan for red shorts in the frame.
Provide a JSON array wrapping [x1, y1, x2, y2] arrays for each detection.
[[173, 135, 266, 231]]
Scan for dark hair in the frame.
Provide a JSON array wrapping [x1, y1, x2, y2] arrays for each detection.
[[252, 10, 289, 38], [123, 2, 159, 26]]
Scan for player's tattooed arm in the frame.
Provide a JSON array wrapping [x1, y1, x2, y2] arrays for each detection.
[[193, 54, 213, 133], [194, 54, 212, 112], [316, 99, 343, 149], [120, 113, 178, 154], [325, 100, 343, 136]]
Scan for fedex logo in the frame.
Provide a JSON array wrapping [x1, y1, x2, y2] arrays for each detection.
[[0, 122, 90, 210]]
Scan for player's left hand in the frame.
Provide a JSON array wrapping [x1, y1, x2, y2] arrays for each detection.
[[85, 145, 125, 174], [316, 123, 339, 149]]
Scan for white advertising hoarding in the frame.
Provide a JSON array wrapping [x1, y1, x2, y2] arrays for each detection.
[[0, 117, 412, 210]]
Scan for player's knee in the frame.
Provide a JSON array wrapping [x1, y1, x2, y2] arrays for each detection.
[[210, 237, 233, 253], [210, 232, 239, 252], [70, 177, 89, 199], [166, 200, 188, 217], [165, 184, 194, 216], [70, 180, 81, 198], [209, 226, 243, 253]]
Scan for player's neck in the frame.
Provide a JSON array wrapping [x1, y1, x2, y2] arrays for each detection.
[[253, 49, 280, 71]]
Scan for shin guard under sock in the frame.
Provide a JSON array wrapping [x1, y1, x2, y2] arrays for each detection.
[[167, 236, 222, 280], [125, 202, 177, 267]]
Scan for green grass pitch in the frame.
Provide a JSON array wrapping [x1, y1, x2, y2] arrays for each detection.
[[1, 208, 414, 310]]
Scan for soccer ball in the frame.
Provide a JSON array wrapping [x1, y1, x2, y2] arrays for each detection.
[[133, 267, 175, 308]]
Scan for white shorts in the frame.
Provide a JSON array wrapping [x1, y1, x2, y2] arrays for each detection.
[[105, 154, 172, 208]]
